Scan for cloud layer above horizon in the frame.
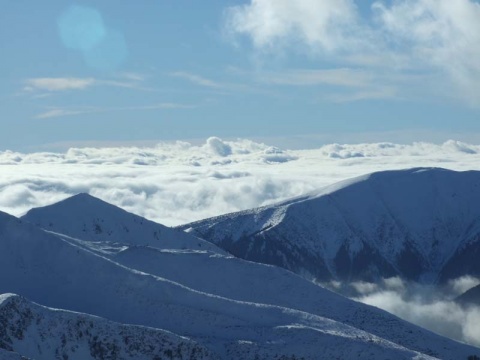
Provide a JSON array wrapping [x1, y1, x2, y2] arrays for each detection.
[[1, 137, 480, 226]]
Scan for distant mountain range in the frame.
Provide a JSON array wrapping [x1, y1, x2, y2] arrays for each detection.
[[181, 168, 480, 284], [1, 169, 479, 358]]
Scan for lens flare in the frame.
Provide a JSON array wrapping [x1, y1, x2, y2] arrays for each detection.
[[58, 5, 128, 71], [58, 5, 106, 51]]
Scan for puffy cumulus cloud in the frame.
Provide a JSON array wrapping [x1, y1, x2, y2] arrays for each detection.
[[225, 0, 480, 105], [206, 137, 232, 157], [1, 137, 480, 226], [324, 276, 480, 346]]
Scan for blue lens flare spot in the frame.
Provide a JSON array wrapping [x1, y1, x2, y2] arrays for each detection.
[[58, 5, 106, 51]]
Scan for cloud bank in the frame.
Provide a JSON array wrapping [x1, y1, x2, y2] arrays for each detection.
[[1, 137, 480, 227]]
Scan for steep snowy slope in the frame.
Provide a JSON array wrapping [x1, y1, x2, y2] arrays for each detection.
[[1, 211, 465, 359], [4, 205, 480, 358], [0, 293, 215, 360], [181, 168, 480, 283], [22, 193, 224, 254]]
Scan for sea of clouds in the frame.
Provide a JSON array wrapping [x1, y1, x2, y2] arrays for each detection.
[[2, 136, 480, 226], [2, 136, 480, 345]]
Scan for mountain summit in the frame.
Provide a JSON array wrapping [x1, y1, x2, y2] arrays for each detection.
[[22, 193, 224, 253], [180, 168, 480, 283]]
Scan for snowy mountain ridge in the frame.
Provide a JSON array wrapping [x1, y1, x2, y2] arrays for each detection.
[[1, 181, 479, 358], [181, 168, 480, 283], [22, 193, 225, 254], [0, 293, 216, 360]]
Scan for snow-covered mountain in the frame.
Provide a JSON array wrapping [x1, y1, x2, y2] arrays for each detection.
[[0, 293, 215, 360], [181, 168, 480, 284], [2, 198, 479, 358], [22, 193, 224, 254]]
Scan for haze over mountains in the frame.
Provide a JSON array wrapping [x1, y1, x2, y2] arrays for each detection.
[[182, 168, 480, 284], [1, 168, 480, 358]]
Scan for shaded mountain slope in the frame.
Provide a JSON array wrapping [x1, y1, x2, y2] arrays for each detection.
[[180, 168, 480, 284], [5, 196, 479, 358], [1, 211, 462, 359]]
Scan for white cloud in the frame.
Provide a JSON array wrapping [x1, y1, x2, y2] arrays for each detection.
[[225, 0, 480, 105], [206, 137, 232, 156], [24, 75, 153, 95], [447, 276, 480, 297], [345, 276, 480, 346], [374, 0, 480, 105], [225, 0, 364, 53], [25, 78, 96, 92], [1, 138, 480, 227]]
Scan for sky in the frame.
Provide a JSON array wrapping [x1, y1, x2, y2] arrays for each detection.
[[2, 0, 480, 151]]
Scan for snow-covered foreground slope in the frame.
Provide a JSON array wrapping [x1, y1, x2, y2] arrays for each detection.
[[4, 196, 480, 358], [22, 193, 224, 254], [181, 168, 480, 284], [1, 211, 462, 359], [0, 293, 215, 360]]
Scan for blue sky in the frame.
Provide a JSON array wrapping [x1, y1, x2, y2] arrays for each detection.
[[2, 0, 480, 151]]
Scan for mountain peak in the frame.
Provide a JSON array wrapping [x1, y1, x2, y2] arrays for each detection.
[[21, 193, 225, 253], [48, 192, 115, 208]]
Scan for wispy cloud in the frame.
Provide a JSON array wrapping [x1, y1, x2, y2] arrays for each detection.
[[36, 108, 96, 119], [35, 103, 193, 119], [170, 71, 223, 88], [258, 68, 401, 102], [324, 87, 398, 103], [24, 75, 154, 94], [260, 69, 372, 88], [24, 78, 96, 92], [119, 72, 147, 82]]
